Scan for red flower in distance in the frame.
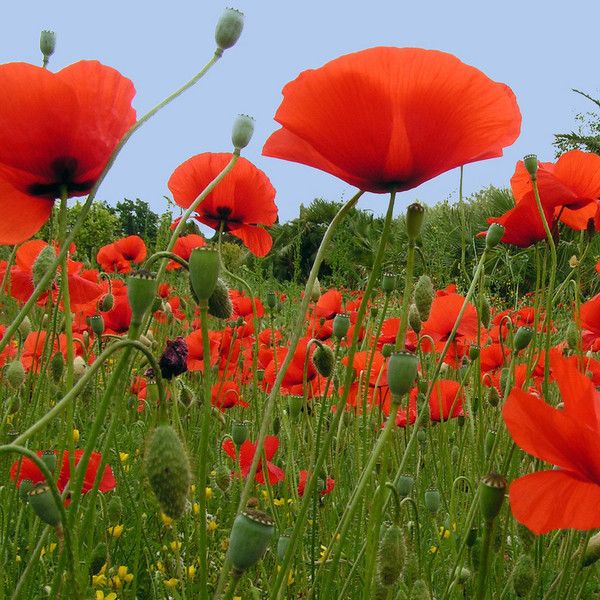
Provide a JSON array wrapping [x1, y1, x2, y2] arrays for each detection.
[[168, 234, 206, 270], [97, 235, 146, 273], [503, 354, 600, 533], [297, 470, 335, 497], [168, 153, 278, 257], [0, 61, 136, 244], [263, 47, 521, 193], [222, 436, 284, 485]]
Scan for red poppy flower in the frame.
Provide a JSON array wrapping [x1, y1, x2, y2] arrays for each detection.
[[314, 289, 343, 319], [427, 380, 464, 422], [298, 470, 335, 497], [97, 235, 146, 273], [211, 380, 249, 410], [263, 47, 520, 193], [0, 61, 136, 244], [503, 354, 600, 533], [168, 153, 278, 257], [487, 150, 600, 246], [168, 234, 206, 270], [222, 436, 284, 484], [10, 449, 116, 495]]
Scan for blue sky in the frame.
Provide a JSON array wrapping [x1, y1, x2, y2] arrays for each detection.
[[2, 1, 599, 222]]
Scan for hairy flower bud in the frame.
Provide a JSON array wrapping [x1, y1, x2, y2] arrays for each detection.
[[207, 278, 233, 319], [413, 275, 434, 321], [485, 223, 505, 249], [312, 344, 335, 377], [6, 360, 26, 389], [32, 245, 56, 291], [377, 523, 405, 586], [408, 304, 421, 334]]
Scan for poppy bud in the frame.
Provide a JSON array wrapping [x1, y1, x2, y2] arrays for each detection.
[[381, 343, 393, 358], [424, 489, 441, 515], [332, 313, 350, 339], [487, 386, 500, 408], [266, 291, 277, 310], [370, 306, 379, 318], [40, 30, 56, 61], [565, 321, 579, 351], [73, 356, 87, 382], [28, 484, 61, 527], [127, 270, 158, 322], [523, 154, 538, 179], [582, 530, 600, 567], [511, 554, 536, 597], [417, 428, 427, 447], [479, 472, 506, 522], [189, 248, 220, 303], [50, 352, 64, 383], [377, 523, 405, 587], [215, 8, 244, 52], [232, 420, 249, 446], [485, 223, 505, 249], [313, 344, 335, 377], [32, 245, 56, 291], [215, 463, 232, 492], [408, 304, 421, 334], [204, 278, 232, 319], [18, 316, 32, 338], [513, 326, 533, 352], [409, 579, 431, 600], [396, 474, 414, 498], [144, 425, 191, 519], [232, 114, 254, 150], [484, 430, 496, 459], [89, 542, 108, 577], [382, 272, 398, 294], [406, 202, 425, 242], [413, 275, 434, 321], [100, 293, 114, 312], [178, 382, 195, 408], [159, 337, 189, 380], [276, 528, 292, 561], [6, 360, 26, 389], [387, 351, 418, 398], [310, 277, 321, 302], [227, 509, 275, 575], [107, 495, 123, 524], [478, 296, 491, 329], [287, 395, 303, 419]]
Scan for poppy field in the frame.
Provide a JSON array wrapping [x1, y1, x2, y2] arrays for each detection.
[[3, 9, 600, 600]]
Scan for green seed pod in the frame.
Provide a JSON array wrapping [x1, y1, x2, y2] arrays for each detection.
[[215, 8, 244, 52], [207, 278, 233, 319], [332, 313, 350, 340], [466, 527, 478, 547], [232, 114, 255, 150], [215, 463, 232, 492], [189, 248, 220, 302], [409, 579, 432, 600], [228, 509, 275, 574], [276, 528, 292, 561], [377, 523, 405, 586], [127, 270, 158, 322], [485, 223, 505, 249], [49, 352, 64, 383], [523, 154, 538, 178], [144, 425, 191, 519], [513, 326, 534, 352], [18, 316, 32, 338], [88, 314, 104, 337], [232, 421, 249, 446], [107, 495, 123, 524], [381, 343, 393, 358], [511, 554, 536, 597], [32, 245, 56, 291], [479, 473, 507, 523], [287, 395, 303, 419], [424, 489, 441, 515], [499, 367, 510, 393], [487, 386, 500, 408], [313, 344, 335, 377], [266, 291, 277, 310], [406, 202, 425, 242], [100, 293, 114, 312], [408, 304, 422, 334], [89, 542, 108, 577], [40, 451, 57, 473], [19, 479, 34, 502], [40, 30, 56, 59], [413, 275, 434, 321], [382, 272, 398, 294], [6, 360, 26, 389], [478, 296, 491, 329], [396, 475, 414, 498], [387, 351, 418, 398], [28, 484, 61, 527], [469, 344, 480, 361]]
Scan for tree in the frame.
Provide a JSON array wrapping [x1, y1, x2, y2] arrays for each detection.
[[554, 90, 600, 156], [114, 198, 159, 247], [68, 201, 120, 260]]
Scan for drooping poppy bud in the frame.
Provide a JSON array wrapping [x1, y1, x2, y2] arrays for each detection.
[[6, 360, 26, 389], [189, 248, 220, 302], [487, 386, 500, 408], [469, 344, 480, 361], [377, 523, 405, 587], [144, 425, 191, 519], [18, 316, 32, 338], [406, 202, 425, 242], [215, 463, 232, 492], [32, 245, 56, 291], [396, 475, 414, 498], [159, 337, 189, 380], [215, 8, 244, 52], [50, 352, 64, 383], [513, 326, 533, 352], [408, 304, 421, 334], [332, 313, 350, 339], [310, 277, 321, 302], [511, 554, 536, 597], [312, 344, 335, 377], [100, 293, 114, 312], [266, 291, 278, 310], [409, 579, 432, 600], [479, 472, 507, 523], [413, 275, 434, 321], [107, 495, 123, 524], [28, 484, 61, 527], [227, 509, 275, 575], [387, 351, 418, 398], [178, 382, 195, 408], [287, 395, 303, 419], [485, 223, 505, 249], [478, 295, 491, 328], [232, 114, 254, 150], [424, 489, 441, 515], [127, 270, 158, 322], [207, 278, 233, 319]]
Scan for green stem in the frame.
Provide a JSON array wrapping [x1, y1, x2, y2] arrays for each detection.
[[395, 240, 416, 351], [475, 521, 493, 600]]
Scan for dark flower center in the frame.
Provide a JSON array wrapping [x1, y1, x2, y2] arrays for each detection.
[[28, 157, 95, 198]]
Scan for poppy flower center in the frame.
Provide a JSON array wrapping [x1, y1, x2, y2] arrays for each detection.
[[28, 157, 95, 198], [215, 206, 233, 220]]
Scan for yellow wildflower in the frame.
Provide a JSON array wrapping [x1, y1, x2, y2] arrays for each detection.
[[164, 578, 179, 589], [107, 524, 124, 539]]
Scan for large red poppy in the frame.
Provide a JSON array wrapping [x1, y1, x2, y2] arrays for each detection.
[[263, 47, 521, 193], [168, 153, 278, 257], [487, 150, 600, 246], [0, 61, 136, 244], [503, 354, 600, 533]]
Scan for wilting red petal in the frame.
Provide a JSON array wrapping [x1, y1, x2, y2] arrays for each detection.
[[264, 47, 520, 193], [509, 470, 600, 534]]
